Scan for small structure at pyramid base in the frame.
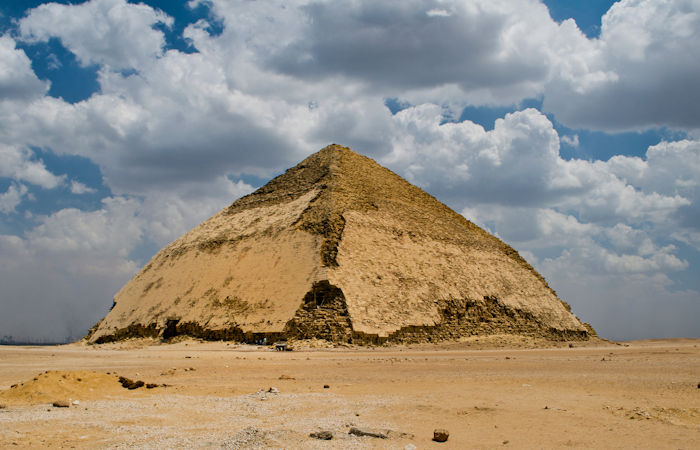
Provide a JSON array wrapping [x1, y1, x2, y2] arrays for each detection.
[[86, 145, 596, 345]]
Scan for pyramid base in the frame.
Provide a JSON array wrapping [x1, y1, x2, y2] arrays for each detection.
[[89, 290, 590, 345]]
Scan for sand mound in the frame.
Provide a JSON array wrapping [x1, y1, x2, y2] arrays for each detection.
[[0, 370, 154, 406]]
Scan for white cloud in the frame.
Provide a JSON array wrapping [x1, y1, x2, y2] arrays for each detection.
[[543, 0, 700, 131], [236, 0, 578, 106], [0, 144, 64, 188], [0, 34, 48, 100], [560, 134, 579, 147], [70, 180, 97, 194], [19, 0, 173, 71], [0, 183, 28, 213]]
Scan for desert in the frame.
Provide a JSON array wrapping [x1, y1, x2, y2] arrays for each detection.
[[1, 337, 698, 448], [3, 1, 700, 448]]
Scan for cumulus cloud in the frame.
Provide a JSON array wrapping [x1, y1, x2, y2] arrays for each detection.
[[560, 134, 579, 147], [0, 144, 64, 188], [213, 0, 598, 107], [19, 0, 173, 70], [70, 180, 96, 195], [0, 35, 48, 99], [544, 0, 700, 131], [0, 183, 28, 214]]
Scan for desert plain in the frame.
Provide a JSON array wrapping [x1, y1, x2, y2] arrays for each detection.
[[0, 337, 698, 449]]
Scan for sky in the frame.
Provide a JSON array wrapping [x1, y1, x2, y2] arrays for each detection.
[[0, 0, 698, 343]]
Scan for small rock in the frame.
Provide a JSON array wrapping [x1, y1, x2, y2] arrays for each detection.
[[569, 343, 574, 348], [697, 382, 699, 389], [267, 387, 279, 393], [433, 429, 449, 442], [52, 400, 70, 408], [404, 444, 417, 450], [278, 374, 295, 380], [309, 430, 333, 440], [349, 427, 387, 439], [72, 400, 80, 406], [0, 403, 6, 409], [323, 384, 330, 389], [146, 383, 158, 389], [118, 376, 147, 390]]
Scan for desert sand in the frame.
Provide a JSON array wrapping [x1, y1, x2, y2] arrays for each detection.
[[0, 337, 698, 448]]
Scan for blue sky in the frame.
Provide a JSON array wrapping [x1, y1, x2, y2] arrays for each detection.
[[0, 0, 699, 342]]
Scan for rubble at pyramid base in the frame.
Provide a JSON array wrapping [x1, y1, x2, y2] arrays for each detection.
[[90, 280, 593, 345]]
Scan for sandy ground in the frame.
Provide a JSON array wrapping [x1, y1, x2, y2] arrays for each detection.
[[0, 338, 698, 449]]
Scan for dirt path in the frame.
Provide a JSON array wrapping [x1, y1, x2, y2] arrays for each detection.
[[0, 339, 698, 448]]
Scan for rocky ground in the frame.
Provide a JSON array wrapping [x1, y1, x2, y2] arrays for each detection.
[[0, 337, 698, 448]]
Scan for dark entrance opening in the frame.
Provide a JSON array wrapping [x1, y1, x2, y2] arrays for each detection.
[[162, 319, 179, 340]]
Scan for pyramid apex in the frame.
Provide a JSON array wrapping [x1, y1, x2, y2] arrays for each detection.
[[319, 143, 354, 153]]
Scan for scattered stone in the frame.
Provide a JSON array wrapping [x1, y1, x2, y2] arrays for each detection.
[[323, 384, 330, 389], [278, 374, 295, 380], [0, 403, 6, 409], [267, 387, 279, 393], [72, 400, 80, 406], [52, 400, 70, 408], [569, 343, 574, 348], [146, 383, 158, 389], [433, 429, 449, 442], [309, 430, 333, 440], [349, 427, 388, 439], [118, 376, 145, 390]]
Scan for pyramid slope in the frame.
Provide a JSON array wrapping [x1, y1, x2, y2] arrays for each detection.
[[88, 145, 591, 344]]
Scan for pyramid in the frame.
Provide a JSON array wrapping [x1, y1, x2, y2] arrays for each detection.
[[87, 145, 593, 344]]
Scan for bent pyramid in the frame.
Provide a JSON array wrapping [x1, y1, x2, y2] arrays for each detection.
[[88, 145, 592, 344]]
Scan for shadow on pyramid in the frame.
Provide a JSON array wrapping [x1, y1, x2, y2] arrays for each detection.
[[87, 145, 594, 345]]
